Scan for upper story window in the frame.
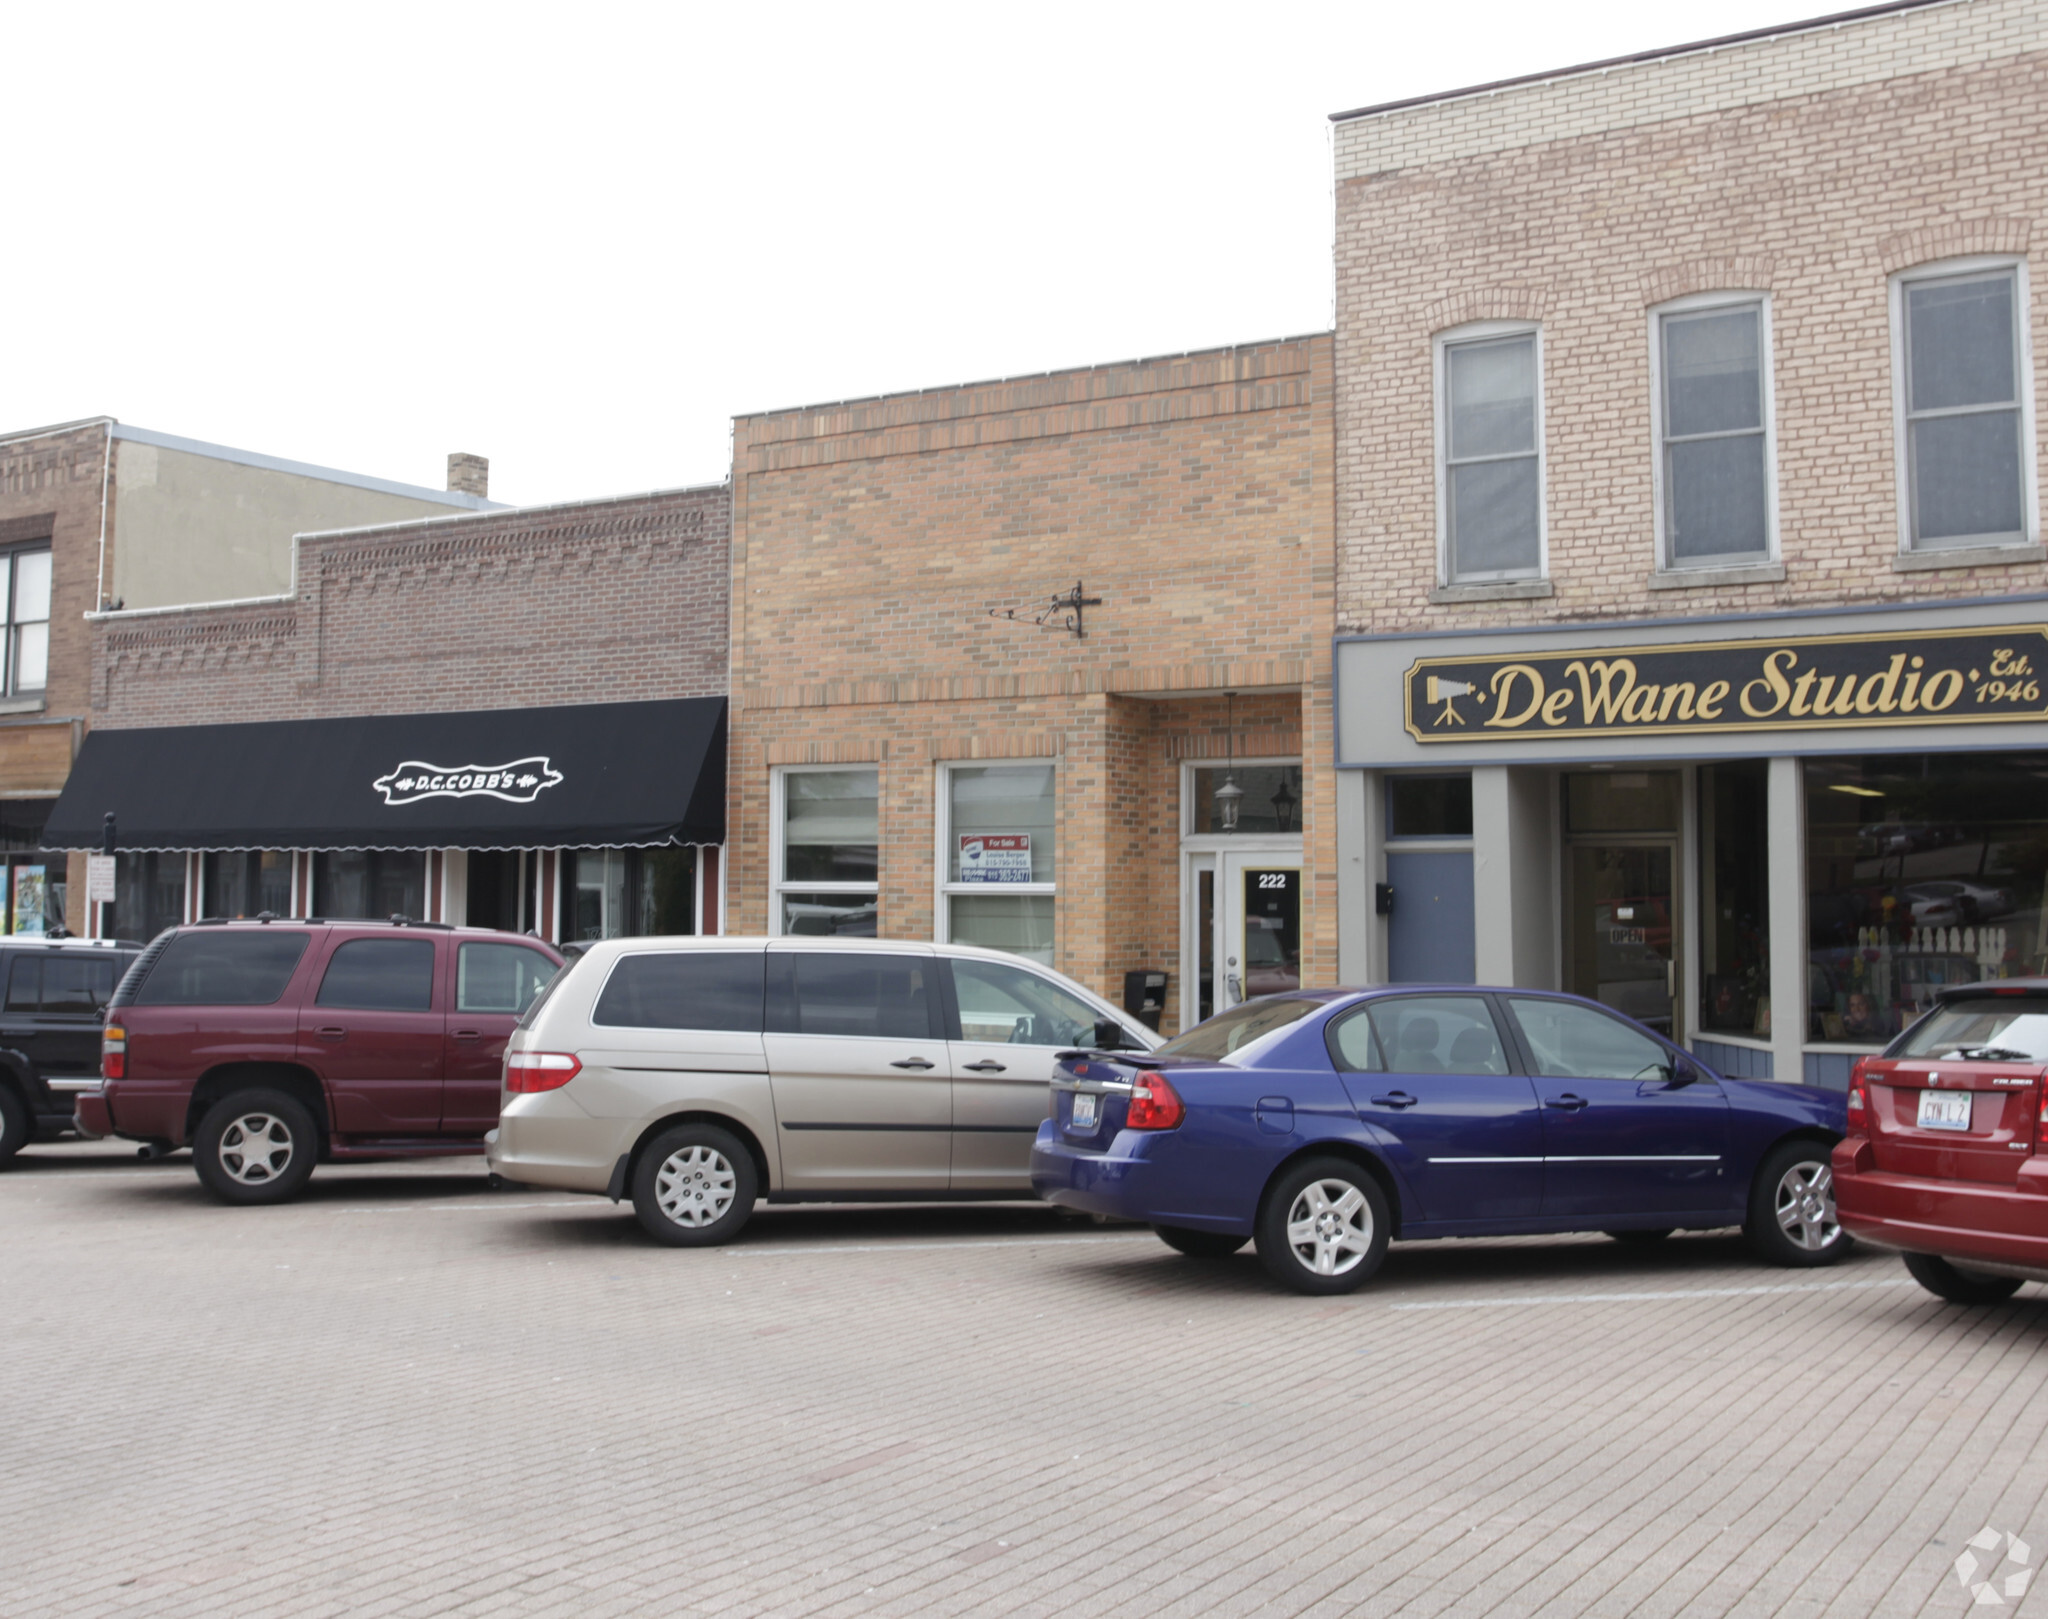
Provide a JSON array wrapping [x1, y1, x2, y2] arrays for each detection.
[[3, 546, 51, 696], [1654, 296, 1774, 567], [1894, 261, 2036, 551], [1437, 326, 1544, 583], [773, 766, 878, 937]]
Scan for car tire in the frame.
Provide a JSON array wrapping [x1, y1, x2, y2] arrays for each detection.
[[631, 1124, 758, 1247], [1605, 1229, 1674, 1245], [1153, 1224, 1247, 1259], [1904, 1252, 2024, 1306], [1745, 1139, 1850, 1267], [193, 1090, 319, 1205], [0, 1083, 29, 1165], [1254, 1157, 1391, 1296]]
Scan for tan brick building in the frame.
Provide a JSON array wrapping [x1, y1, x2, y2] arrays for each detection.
[[727, 336, 1336, 1033], [1328, 0, 2048, 1085]]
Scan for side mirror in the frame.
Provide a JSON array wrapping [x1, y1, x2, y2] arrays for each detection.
[[1093, 1018, 1130, 1051], [1667, 1058, 1699, 1087]]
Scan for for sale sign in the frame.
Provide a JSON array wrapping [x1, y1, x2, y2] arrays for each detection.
[[959, 834, 1032, 882]]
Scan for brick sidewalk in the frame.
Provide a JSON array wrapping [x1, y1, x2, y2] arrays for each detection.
[[4, 1140, 2042, 1618]]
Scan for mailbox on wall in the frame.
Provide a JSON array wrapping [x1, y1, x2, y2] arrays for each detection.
[[1123, 969, 1168, 1031]]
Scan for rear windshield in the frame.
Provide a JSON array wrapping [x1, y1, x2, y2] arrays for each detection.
[[1889, 996, 2048, 1062], [594, 952, 766, 1031], [131, 931, 311, 1007], [1155, 997, 1320, 1061]]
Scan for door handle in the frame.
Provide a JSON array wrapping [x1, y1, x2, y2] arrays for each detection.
[[1370, 1091, 1418, 1109], [1545, 1093, 1589, 1111], [890, 1057, 936, 1070], [961, 1060, 1007, 1073], [1226, 974, 1243, 1000], [452, 1030, 482, 1042], [316, 1027, 347, 1041]]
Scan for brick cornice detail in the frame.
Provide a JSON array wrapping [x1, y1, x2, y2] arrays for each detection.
[[1425, 287, 1554, 334], [1879, 218, 2032, 274], [738, 657, 1311, 712], [315, 503, 716, 589], [1639, 256, 1777, 306]]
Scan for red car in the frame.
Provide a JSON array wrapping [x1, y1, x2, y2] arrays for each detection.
[[76, 919, 561, 1204], [1833, 979, 2048, 1304]]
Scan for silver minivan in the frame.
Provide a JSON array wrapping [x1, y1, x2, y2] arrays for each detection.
[[485, 936, 1160, 1244]]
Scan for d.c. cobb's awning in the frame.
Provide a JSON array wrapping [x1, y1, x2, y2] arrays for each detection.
[[45, 698, 725, 852]]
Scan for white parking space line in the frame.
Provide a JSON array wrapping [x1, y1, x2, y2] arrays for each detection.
[[1387, 1276, 1921, 1310]]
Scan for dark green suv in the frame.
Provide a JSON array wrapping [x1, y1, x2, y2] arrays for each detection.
[[0, 937, 142, 1163]]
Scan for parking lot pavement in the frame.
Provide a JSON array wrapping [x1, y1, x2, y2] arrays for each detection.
[[6, 1141, 2047, 1619]]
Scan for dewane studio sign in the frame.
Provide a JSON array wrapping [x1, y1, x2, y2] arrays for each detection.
[[1404, 626, 2048, 743]]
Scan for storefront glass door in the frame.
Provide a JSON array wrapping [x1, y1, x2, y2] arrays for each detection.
[[1218, 853, 1303, 1014], [1566, 842, 1679, 1039]]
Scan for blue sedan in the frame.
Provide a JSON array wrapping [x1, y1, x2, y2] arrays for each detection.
[[1031, 988, 1849, 1294]]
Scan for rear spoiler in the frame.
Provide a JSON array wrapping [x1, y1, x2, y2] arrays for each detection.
[[1056, 1048, 1168, 1070]]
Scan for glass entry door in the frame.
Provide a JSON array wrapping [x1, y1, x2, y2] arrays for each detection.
[[1566, 842, 1679, 1039], [1218, 853, 1303, 1014]]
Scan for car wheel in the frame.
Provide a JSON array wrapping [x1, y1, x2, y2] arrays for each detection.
[[1254, 1157, 1390, 1296], [1153, 1224, 1247, 1259], [0, 1084, 29, 1165], [1904, 1253, 2024, 1306], [1605, 1229, 1674, 1245], [193, 1090, 319, 1205], [1745, 1140, 1850, 1267], [632, 1124, 758, 1247]]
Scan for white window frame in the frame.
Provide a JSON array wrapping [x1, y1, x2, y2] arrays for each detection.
[[2, 544, 51, 698], [768, 763, 880, 938], [1648, 291, 1780, 571], [1889, 255, 2039, 554], [1434, 321, 1548, 586], [933, 761, 1057, 951]]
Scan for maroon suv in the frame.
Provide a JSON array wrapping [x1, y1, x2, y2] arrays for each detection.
[[75, 920, 562, 1204]]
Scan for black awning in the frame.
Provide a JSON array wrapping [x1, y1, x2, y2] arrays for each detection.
[[45, 698, 726, 852]]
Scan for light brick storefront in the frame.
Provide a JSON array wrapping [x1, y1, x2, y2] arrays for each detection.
[[1329, 0, 2048, 1088], [728, 337, 1336, 1031]]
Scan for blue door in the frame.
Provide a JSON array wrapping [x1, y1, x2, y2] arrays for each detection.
[[1329, 994, 1544, 1223], [1503, 995, 1733, 1219], [1386, 850, 1474, 984]]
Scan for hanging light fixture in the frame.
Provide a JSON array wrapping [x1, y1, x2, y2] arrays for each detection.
[[1270, 775, 1297, 833], [1213, 691, 1243, 832]]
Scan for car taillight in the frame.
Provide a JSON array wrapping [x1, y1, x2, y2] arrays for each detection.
[[1845, 1075, 1868, 1137], [101, 1026, 125, 1081], [1125, 1071, 1184, 1131], [505, 1052, 581, 1093]]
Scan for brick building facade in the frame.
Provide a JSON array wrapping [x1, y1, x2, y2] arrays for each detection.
[[65, 485, 731, 943], [727, 335, 1336, 1033], [1328, 0, 2048, 1086]]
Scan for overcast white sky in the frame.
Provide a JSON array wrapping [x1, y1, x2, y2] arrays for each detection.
[[5, 0, 1826, 507]]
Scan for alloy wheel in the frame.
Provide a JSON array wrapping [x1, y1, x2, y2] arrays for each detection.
[[217, 1113, 296, 1186], [654, 1145, 737, 1228], [1773, 1159, 1839, 1252], [1285, 1178, 1375, 1277]]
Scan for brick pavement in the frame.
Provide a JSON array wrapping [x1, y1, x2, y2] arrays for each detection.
[[4, 1139, 2044, 1618]]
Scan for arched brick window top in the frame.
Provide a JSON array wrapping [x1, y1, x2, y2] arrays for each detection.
[[1639, 257, 1776, 307], [1880, 219, 2032, 276], [1424, 287, 1552, 335]]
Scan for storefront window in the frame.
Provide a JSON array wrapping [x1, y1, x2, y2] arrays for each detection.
[[0, 800, 63, 935], [776, 768, 878, 936], [1699, 762, 1769, 1036], [112, 852, 187, 940], [1806, 753, 2047, 1046], [204, 852, 294, 919], [315, 851, 425, 921], [944, 765, 1055, 964], [1191, 764, 1302, 834], [562, 847, 697, 940], [1565, 771, 1680, 832]]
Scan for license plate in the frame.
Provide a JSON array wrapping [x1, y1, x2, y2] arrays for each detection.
[[1917, 1090, 1974, 1131], [1071, 1093, 1099, 1129]]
